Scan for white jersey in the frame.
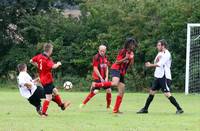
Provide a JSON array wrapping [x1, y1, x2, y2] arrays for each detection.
[[17, 72, 37, 99], [154, 49, 172, 80]]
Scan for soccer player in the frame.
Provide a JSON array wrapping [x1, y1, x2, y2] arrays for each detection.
[[91, 38, 138, 113], [137, 39, 184, 114], [79, 45, 112, 109], [30, 43, 70, 117], [17, 63, 45, 115]]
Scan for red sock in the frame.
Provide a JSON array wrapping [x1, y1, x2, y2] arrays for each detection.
[[42, 100, 50, 114], [95, 82, 112, 88], [113, 95, 123, 112], [83, 92, 96, 104], [106, 93, 112, 108], [53, 95, 63, 106]]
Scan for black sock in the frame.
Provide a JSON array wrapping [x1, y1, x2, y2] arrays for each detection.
[[168, 96, 182, 110], [143, 94, 154, 110]]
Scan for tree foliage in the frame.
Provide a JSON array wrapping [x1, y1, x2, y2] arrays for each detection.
[[1, 0, 200, 91]]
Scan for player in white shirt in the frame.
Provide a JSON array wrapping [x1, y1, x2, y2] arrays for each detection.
[[137, 39, 184, 114], [17, 63, 45, 115]]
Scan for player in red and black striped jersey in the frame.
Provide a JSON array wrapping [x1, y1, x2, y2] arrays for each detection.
[[91, 38, 138, 113], [80, 45, 112, 109], [30, 43, 70, 117]]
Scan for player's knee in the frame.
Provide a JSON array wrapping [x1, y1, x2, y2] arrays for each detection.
[[112, 81, 119, 87], [118, 90, 124, 96], [53, 88, 59, 95], [93, 89, 99, 94], [46, 95, 52, 101], [149, 90, 156, 95], [106, 88, 112, 93], [164, 92, 171, 98]]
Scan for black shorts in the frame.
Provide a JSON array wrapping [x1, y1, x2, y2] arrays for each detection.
[[93, 80, 111, 91], [43, 83, 55, 94], [110, 69, 125, 83], [28, 86, 45, 107], [151, 76, 172, 93]]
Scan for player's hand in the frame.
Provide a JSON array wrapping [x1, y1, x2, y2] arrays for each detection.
[[129, 52, 134, 59], [100, 78, 105, 82], [105, 77, 108, 82], [57, 61, 62, 66], [125, 52, 130, 60], [145, 62, 151, 67]]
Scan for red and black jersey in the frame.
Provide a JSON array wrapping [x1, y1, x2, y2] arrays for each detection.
[[31, 53, 54, 86], [92, 53, 109, 80], [111, 49, 134, 76]]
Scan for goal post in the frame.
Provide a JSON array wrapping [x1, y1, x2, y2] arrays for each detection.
[[185, 23, 200, 95]]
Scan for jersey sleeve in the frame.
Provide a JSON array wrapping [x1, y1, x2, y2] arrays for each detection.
[[32, 55, 38, 63], [116, 50, 125, 61], [92, 56, 98, 67]]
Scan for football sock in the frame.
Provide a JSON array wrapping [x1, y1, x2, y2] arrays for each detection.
[[143, 94, 154, 110], [168, 96, 182, 110], [53, 95, 63, 107], [106, 93, 112, 108], [42, 100, 50, 114], [95, 82, 112, 88], [113, 95, 122, 112], [83, 92, 96, 105]]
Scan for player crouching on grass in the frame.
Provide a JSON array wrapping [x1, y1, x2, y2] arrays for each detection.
[[30, 43, 70, 117], [137, 39, 184, 114], [79, 45, 112, 109], [17, 63, 45, 115], [91, 38, 138, 113]]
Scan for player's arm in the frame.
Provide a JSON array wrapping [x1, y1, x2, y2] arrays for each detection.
[[33, 77, 40, 84], [145, 62, 159, 68], [52, 61, 62, 69], [105, 66, 109, 81], [115, 52, 129, 64], [93, 66, 104, 81], [30, 59, 38, 67], [145, 54, 169, 68], [24, 83, 32, 89]]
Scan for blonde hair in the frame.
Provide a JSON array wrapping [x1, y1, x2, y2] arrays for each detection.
[[43, 43, 53, 52], [99, 45, 106, 50]]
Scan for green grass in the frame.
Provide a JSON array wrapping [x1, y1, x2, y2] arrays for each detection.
[[0, 89, 199, 131]]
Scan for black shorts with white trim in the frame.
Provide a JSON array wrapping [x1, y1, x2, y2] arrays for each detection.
[[151, 76, 172, 93]]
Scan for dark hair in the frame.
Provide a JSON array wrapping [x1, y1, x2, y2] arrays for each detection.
[[158, 39, 168, 48], [17, 63, 27, 72], [124, 37, 138, 49]]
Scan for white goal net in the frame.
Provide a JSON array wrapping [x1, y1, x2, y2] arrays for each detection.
[[185, 23, 200, 94]]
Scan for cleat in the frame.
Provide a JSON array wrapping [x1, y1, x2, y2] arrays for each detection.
[[61, 101, 71, 110], [176, 109, 184, 114], [79, 103, 85, 109], [107, 105, 113, 110], [113, 110, 123, 114], [41, 113, 48, 118], [137, 108, 148, 114], [36, 106, 42, 115]]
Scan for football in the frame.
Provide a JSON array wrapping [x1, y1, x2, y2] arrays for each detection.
[[63, 81, 73, 89]]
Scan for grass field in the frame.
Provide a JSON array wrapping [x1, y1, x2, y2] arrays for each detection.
[[0, 89, 199, 131]]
